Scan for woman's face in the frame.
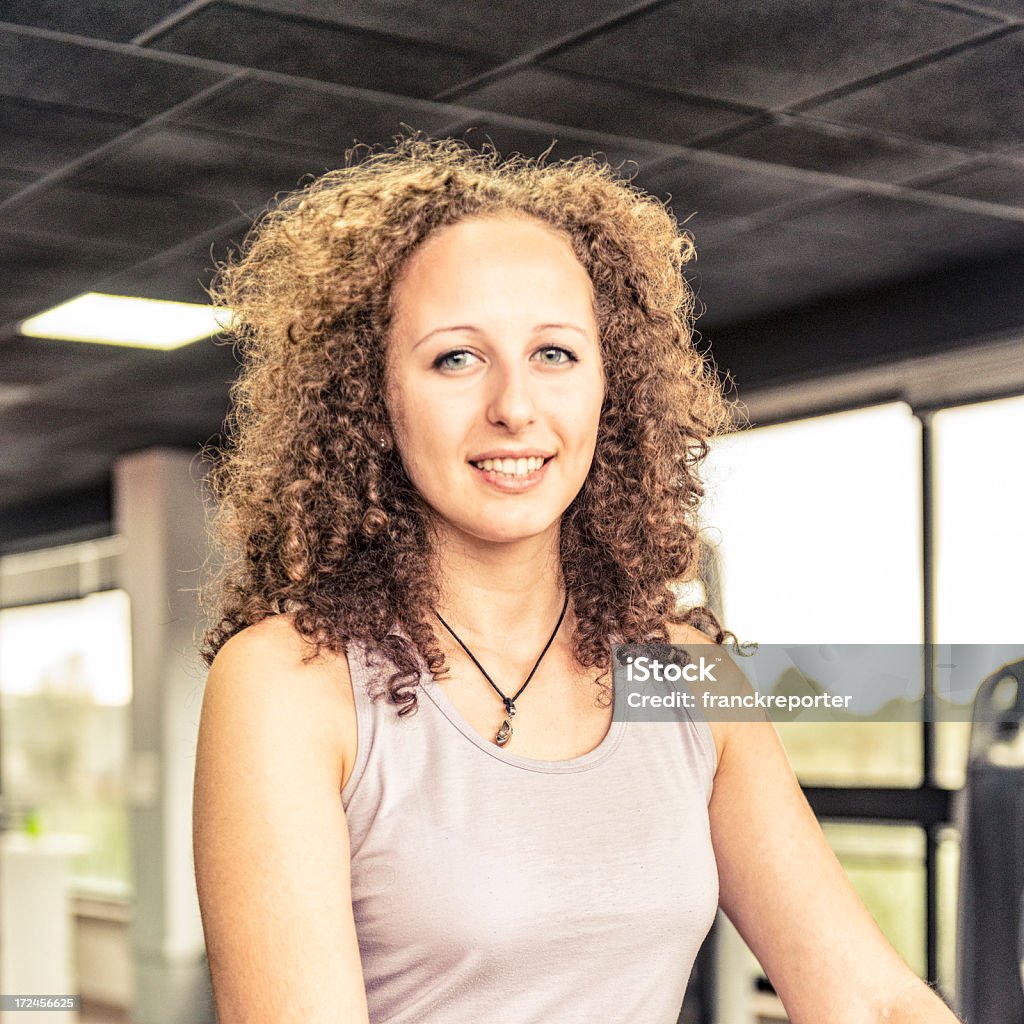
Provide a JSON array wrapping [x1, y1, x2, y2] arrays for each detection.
[[386, 213, 604, 548]]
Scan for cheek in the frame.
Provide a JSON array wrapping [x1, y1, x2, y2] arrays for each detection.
[[386, 374, 434, 450], [395, 403, 461, 481], [575, 373, 605, 441], [382, 368, 403, 434]]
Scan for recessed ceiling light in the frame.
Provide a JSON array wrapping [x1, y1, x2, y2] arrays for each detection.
[[18, 292, 233, 350]]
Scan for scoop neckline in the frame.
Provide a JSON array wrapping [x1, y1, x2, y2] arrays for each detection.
[[418, 664, 627, 774]]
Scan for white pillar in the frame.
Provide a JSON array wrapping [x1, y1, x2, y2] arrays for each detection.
[[114, 448, 215, 1024], [713, 911, 759, 1024], [0, 834, 84, 1024]]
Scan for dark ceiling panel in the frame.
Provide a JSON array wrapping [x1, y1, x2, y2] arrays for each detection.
[[1, 402, 119, 454], [673, 212, 755, 260], [0, 170, 32, 201], [0, 335, 133, 387], [0, 340, 235, 478], [708, 249, 1024, 390], [175, 76, 456, 148], [0, 98, 139, 175], [104, 391, 232, 437], [453, 121, 668, 175], [0, 0, 189, 42], [7, 180, 240, 251], [1, 434, 118, 508], [148, 3, 496, 99], [0, 450, 106, 504], [0, 482, 111, 549], [36, 343, 238, 445], [781, 192, 1024, 254], [455, 67, 750, 148], [810, 29, 1024, 152], [2, 430, 120, 520], [706, 114, 967, 184], [0, 231, 144, 327], [636, 155, 832, 221], [240, 0, 631, 57], [0, 27, 227, 117], [100, 227, 251, 305], [79, 125, 336, 206], [921, 161, 1024, 207], [544, 0, 996, 108], [697, 225, 941, 329], [686, 195, 1024, 329], [695, 268, 858, 336], [0, 382, 37, 411], [965, 0, 1024, 15]]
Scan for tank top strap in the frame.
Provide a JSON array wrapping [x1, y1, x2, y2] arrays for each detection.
[[340, 635, 407, 809]]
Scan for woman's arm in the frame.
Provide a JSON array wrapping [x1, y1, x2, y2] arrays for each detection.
[[671, 625, 960, 1023], [192, 617, 369, 1024], [709, 716, 960, 1023]]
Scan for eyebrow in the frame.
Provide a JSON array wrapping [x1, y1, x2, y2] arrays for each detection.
[[412, 323, 592, 350]]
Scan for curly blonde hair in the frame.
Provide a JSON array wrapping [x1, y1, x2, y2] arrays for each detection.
[[202, 135, 736, 711]]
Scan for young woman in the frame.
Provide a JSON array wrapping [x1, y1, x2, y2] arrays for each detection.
[[193, 137, 960, 1023]]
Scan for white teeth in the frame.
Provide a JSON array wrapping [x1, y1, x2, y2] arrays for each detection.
[[473, 456, 547, 476]]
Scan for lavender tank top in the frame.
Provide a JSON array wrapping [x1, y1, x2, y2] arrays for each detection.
[[341, 637, 720, 1024]]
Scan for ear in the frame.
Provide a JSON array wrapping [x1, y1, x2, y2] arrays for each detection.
[[364, 421, 393, 453]]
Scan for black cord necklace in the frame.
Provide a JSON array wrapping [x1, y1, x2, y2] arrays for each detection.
[[433, 590, 570, 748]]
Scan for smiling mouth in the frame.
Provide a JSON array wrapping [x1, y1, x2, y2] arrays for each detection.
[[469, 455, 553, 478]]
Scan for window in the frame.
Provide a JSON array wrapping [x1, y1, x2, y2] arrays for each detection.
[[702, 402, 923, 785], [699, 395, 1023, 1007], [933, 393, 1024, 787], [0, 541, 132, 899]]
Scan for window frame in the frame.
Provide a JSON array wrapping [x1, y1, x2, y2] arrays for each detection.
[[727, 385, 1024, 1006]]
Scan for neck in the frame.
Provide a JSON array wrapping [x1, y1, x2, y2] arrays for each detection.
[[430, 524, 570, 649]]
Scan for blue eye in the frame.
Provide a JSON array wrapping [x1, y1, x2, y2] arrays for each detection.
[[432, 346, 578, 371], [433, 349, 478, 371], [534, 346, 578, 365]]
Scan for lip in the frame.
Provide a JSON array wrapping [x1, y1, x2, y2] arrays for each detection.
[[469, 455, 553, 492], [468, 449, 555, 461]]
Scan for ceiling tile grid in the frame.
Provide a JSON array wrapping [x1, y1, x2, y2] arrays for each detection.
[[0, 97, 140, 175], [702, 114, 972, 185], [542, 0, 1001, 108], [1, 0, 1024, 537], [921, 159, 1024, 206], [173, 76, 459, 148], [0, 27, 228, 118], [809, 28, 1024, 152], [455, 67, 751, 148], [235, 0, 634, 56], [75, 125, 342, 205], [0, 0, 191, 44], [147, 3, 498, 99]]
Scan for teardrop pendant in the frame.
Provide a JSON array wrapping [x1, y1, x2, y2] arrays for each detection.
[[495, 718, 513, 747], [433, 595, 568, 753]]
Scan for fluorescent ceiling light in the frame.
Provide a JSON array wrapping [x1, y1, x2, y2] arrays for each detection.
[[19, 292, 232, 350]]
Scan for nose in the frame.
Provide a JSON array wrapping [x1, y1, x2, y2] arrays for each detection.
[[486, 361, 536, 432]]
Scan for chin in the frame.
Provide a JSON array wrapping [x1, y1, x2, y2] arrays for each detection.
[[462, 516, 559, 546]]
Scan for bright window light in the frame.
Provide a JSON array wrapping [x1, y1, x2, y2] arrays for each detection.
[[19, 292, 232, 350], [701, 402, 923, 644]]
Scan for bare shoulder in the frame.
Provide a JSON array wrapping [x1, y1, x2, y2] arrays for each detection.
[[195, 614, 369, 1021], [206, 615, 358, 789], [665, 619, 730, 773], [214, 613, 345, 677], [665, 620, 716, 647]]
